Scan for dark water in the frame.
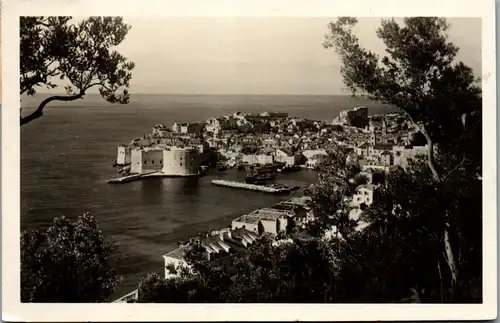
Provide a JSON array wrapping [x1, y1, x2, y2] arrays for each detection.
[[20, 94, 396, 298]]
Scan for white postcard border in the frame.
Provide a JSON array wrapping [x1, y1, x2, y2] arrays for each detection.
[[2, 0, 497, 321]]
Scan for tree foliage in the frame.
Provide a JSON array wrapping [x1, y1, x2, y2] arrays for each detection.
[[21, 213, 120, 302], [304, 147, 360, 237], [20, 16, 135, 125], [322, 17, 482, 302], [352, 160, 482, 302]]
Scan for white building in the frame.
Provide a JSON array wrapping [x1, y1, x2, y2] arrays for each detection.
[[180, 123, 189, 134], [205, 118, 221, 134], [355, 142, 370, 157], [242, 154, 275, 165], [232, 208, 292, 235], [273, 148, 298, 166], [351, 183, 379, 208], [162, 245, 192, 279], [171, 122, 182, 133]]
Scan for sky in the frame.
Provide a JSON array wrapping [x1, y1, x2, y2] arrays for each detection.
[[46, 17, 482, 95]]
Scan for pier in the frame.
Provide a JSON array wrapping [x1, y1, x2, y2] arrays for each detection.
[[108, 171, 198, 184], [211, 179, 299, 194]]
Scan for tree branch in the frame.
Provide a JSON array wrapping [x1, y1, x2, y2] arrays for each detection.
[[20, 93, 85, 126], [419, 126, 441, 182], [399, 109, 441, 182]]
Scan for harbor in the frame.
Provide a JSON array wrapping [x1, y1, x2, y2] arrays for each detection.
[[211, 179, 300, 194]]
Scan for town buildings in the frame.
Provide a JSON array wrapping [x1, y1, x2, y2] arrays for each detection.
[[111, 106, 434, 303]]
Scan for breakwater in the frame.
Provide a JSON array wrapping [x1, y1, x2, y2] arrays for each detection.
[[108, 171, 199, 184], [211, 179, 299, 193]]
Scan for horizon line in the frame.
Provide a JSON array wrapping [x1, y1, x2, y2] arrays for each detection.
[[29, 92, 360, 97]]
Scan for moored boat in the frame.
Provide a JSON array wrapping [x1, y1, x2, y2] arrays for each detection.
[[216, 162, 228, 171], [245, 170, 276, 184], [279, 165, 302, 173]]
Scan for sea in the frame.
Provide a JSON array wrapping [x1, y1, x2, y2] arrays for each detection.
[[20, 93, 397, 298]]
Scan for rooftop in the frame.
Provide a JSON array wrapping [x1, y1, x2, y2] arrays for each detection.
[[163, 245, 191, 261], [286, 196, 312, 206], [356, 183, 378, 191], [374, 143, 394, 150], [233, 208, 293, 224]]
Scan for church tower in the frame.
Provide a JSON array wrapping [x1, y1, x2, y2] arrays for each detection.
[[370, 122, 377, 146]]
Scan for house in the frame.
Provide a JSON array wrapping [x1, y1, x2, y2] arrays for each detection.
[[205, 117, 221, 134], [351, 183, 380, 208], [355, 142, 370, 157], [242, 154, 275, 165], [273, 148, 298, 166], [262, 139, 277, 149], [369, 143, 395, 156], [232, 208, 293, 235], [180, 123, 189, 134], [162, 227, 260, 279], [162, 245, 192, 279], [171, 122, 182, 133], [268, 200, 311, 226], [380, 150, 393, 165]]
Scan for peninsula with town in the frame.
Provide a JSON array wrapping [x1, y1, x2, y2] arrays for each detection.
[[113, 105, 429, 302]]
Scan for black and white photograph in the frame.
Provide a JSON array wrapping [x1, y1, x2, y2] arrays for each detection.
[[2, 0, 497, 321]]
